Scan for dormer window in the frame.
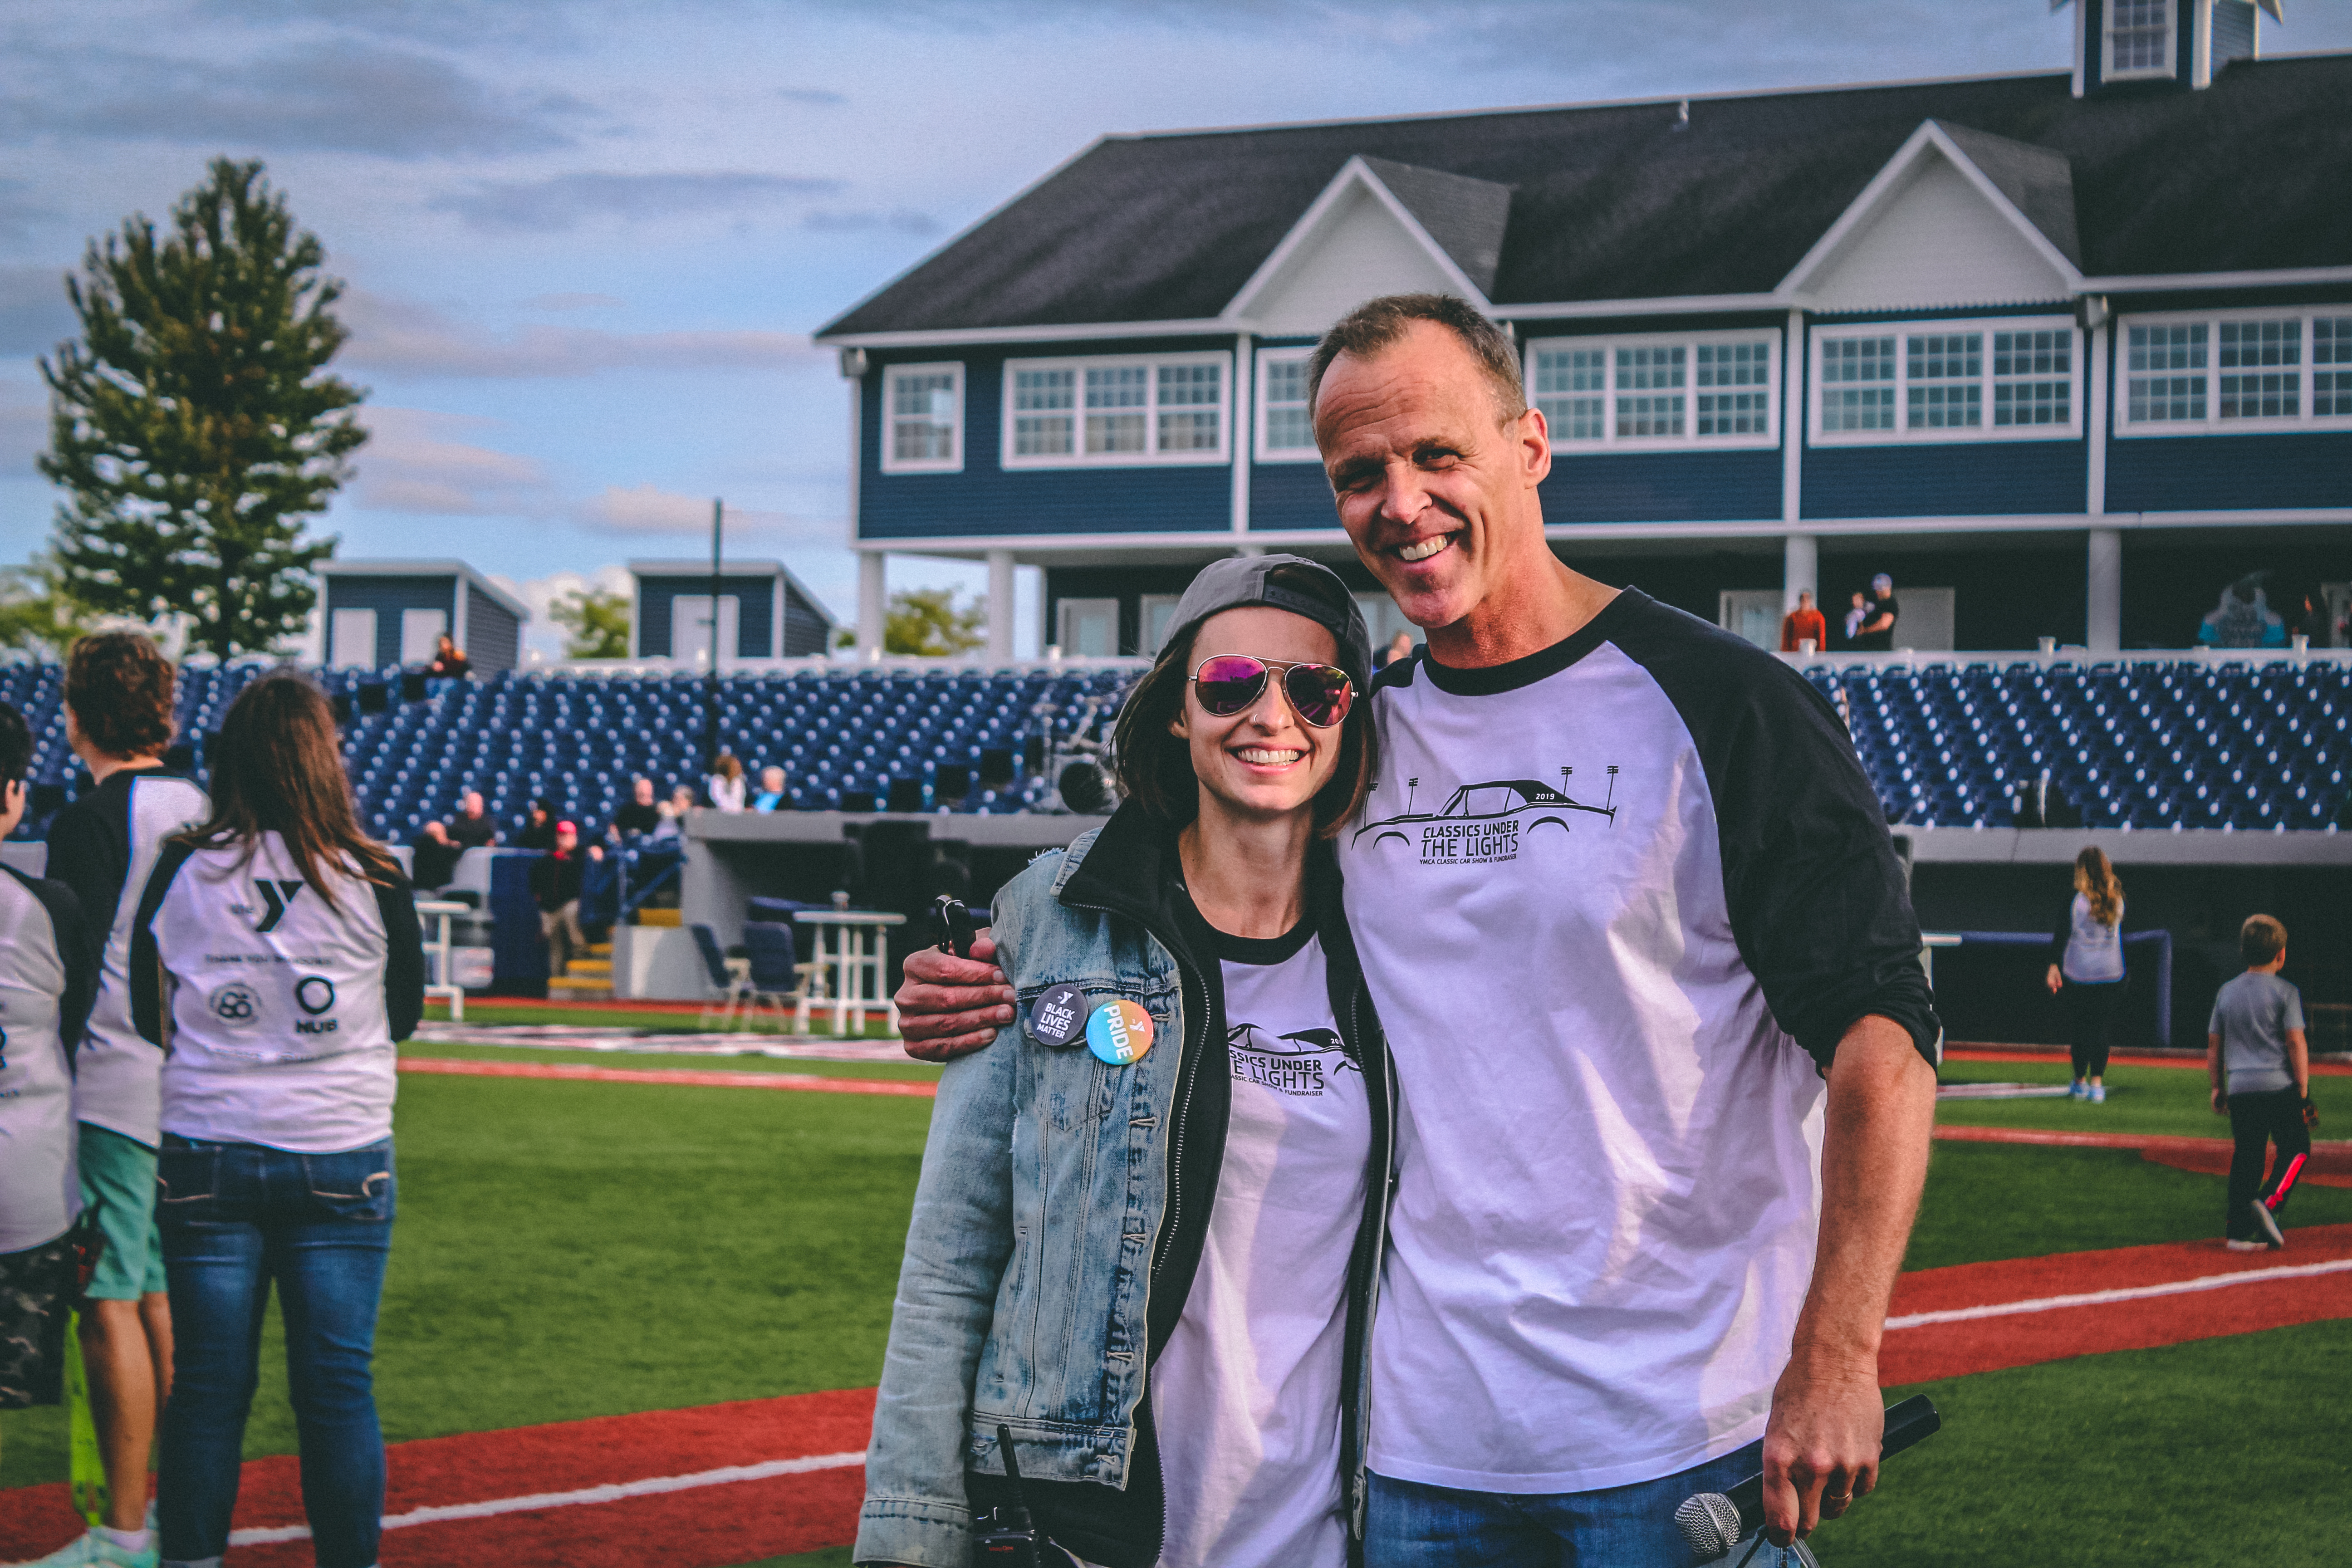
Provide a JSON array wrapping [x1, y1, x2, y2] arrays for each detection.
[[2105, 0, 2175, 80]]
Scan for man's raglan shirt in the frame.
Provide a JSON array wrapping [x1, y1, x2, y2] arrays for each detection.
[[41, 768, 209, 1147], [1337, 588, 1939, 1495], [0, 865, 98, 1253]]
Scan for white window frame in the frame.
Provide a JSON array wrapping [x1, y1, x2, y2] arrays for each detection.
[[1809, 315, 2082, 446], [2103, 0, 2176, 81], [1255, 346, 1320, 463], [1000, 351, 1233, 470], [879, 362, 964, 475], [1523, 329, 1780, 454], [2115, 306, 2352, 437]]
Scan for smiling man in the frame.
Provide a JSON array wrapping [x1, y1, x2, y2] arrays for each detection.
[[897, 294, 1941, 1565]]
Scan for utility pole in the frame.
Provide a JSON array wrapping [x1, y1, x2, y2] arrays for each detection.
[[706, 496, 723, 779]]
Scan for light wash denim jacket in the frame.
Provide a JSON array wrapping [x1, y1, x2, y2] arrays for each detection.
[[855, 804, 1396, 1568]]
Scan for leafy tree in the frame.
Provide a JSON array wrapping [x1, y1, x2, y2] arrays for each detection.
[[39, 157, 366, 658], [0, 556, 99, 657], [883, 587, 985, 657], [551, 587, 632, 660]]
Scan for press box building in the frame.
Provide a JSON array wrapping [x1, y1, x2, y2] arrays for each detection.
[[816, 0, 2347, 657]]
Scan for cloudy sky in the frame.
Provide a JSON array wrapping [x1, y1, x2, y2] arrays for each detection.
[[4, 0, 2347, 656]]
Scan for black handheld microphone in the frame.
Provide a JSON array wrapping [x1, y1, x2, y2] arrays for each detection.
[[1673, 1395, 1940, 1563]]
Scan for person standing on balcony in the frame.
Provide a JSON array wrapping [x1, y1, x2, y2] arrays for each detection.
[[1781, 590, 1828, 654], [2046, 846, 2127, 1103], [1852, 575, 1899, 652]]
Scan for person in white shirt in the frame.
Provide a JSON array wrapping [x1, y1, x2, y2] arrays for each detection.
[[2045, 846, 2127, 1102], [899, 295, 1941, 1563], [128, 672, 423, 1568], [706, 753, 748, 813]]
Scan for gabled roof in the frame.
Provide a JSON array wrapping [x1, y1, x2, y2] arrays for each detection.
[[1353, 157, 1512, 296], [1222, 155, 1504, 328], [817, 54, 2352, 338], [627, 559, 840, 628], [323, 559, 529, 621]]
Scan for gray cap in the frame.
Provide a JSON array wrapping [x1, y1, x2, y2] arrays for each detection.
[[1159, 554, 1373, 681]]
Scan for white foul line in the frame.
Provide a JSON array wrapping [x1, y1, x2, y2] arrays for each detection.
[[1885, 1256, 2352, 1331], [225, 1449, 866, 1546]]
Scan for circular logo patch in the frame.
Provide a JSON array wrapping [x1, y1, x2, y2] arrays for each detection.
[[295, 976, 337, 1016], [1085, 999, 1155, 1066], [209, 983, 260, 1025], [1027, 984, 1087, 1049]]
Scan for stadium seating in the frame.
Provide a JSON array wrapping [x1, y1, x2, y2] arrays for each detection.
[[2, 656, 2342, 843]]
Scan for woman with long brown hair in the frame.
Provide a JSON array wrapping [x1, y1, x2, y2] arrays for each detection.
[[2046, 845, 2127, 1102], [128, 671, 422, 1568]]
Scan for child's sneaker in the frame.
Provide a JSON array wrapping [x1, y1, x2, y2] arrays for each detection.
[[20, 1528, 159, 1568], [2088, 1083, 2106, 1103], [2249, 1198, 2285, 1249], [2068, 1080, 2088, 1100], [2225, 1238, 2268, 1252]]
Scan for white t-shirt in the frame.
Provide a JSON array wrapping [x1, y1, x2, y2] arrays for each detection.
[[1150, 922, 1368, 1568], [1339, 592, 1936, 1494], [2060, 892, 2125, 984], [0, 867, 88, 1253], [136, 834, 414, 1152]]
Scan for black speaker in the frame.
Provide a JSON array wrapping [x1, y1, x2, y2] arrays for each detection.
[[841, 789, 877, 813], [331, 693, 354, 725], [358, 682, 389, 714], [887, 777, 925, 813], [934, 764, 971, 799], [977, 747, 1015, 786], [1024, 735, 1047, 772], [401, 672, 428, 702]]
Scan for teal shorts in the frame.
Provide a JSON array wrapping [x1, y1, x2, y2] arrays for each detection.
[[78, 1123, 166, 1300]]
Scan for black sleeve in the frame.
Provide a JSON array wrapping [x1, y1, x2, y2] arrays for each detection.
[[5, 868, 99, 1056], [375, 874, 426, 1042], [1612, 597, 1942, 1072], [40, 798, 127, 939], [128, 842, 196, 1048]]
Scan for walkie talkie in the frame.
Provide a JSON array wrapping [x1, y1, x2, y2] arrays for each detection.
[[972, 1423, 1047, 1565], [932, 893, 976, 959]]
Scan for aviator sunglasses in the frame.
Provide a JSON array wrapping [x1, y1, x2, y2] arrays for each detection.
[[1191, 655, 1355, 728]]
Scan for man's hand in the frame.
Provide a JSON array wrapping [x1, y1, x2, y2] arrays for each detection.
[[898, 932, 1013, 1064], [1763, 1353, 1885, 1543], [1764, 1015, 1934, 1545]]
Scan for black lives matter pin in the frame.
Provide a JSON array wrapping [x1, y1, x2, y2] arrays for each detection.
[[1027, 984, 1087, 1049]]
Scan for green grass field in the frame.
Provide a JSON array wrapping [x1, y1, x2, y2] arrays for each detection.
[[5, 1040, 2342, 1565], [1936, 1052, 2350, 1139]]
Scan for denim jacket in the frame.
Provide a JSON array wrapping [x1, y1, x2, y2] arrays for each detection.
[[855, 804, 1397, 1568]]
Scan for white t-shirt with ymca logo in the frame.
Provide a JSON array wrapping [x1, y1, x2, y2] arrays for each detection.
[[1149, 923, 1368, 1568], [133, 833, 416, 1153]]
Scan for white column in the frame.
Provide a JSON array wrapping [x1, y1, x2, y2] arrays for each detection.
[[2085, 318, 2109, 519], [857, 551, 887, 656], [1781, 309, 1806, 528], [2087, 527, 2122, 654], [1783, 532, 1817, 612], [985, 549, 1015, 664], [1231, 333, 1253, 536]]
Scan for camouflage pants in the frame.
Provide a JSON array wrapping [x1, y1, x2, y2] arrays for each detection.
[[0, 1228, 79, 1409]]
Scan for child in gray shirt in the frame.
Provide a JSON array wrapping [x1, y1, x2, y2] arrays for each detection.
[[2209, 914, 2313, 1250]]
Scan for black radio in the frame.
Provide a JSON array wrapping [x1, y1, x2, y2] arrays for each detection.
[[973, 1423, 1048, 1566]]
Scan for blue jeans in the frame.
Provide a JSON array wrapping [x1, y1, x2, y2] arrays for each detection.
[[1366, 1439, 1766, 1568], [156, 1136, 395, 1568]]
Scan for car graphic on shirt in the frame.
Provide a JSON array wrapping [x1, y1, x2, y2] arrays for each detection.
[[1227, 1024, 1357, 1094], [1351, 776, 1617, 848]]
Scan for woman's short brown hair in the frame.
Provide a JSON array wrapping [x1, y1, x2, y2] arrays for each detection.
[[1111, 566, 1378, 838], [64, 632, 177, 760]]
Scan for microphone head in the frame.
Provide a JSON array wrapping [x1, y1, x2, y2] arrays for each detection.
[[1674, 1490, 1744, 1562]]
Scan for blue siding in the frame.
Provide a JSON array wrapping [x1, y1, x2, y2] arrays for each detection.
[[1542, 449, 1782, 524], [1250, 461, 1338, 531], [782, 581, 833, 657], [2213, 1, 2256, 67], [2106, 432, 2352, 512], [860, 340, 1236, 541], [464, 595, 521, 673], [1802, 440, 2086, 519], [324, 576, 455, 667], [637, 574, 777, 659]]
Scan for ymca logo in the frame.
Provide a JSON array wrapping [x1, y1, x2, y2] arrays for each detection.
[[1353, 767, 1620, 866], [253, 879, 306, 933]]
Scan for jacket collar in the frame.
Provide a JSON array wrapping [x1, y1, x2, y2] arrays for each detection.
[[1055, 800, 1348, 960]]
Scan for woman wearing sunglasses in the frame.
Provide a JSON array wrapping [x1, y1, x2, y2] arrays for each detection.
[[857, 556, 1395, 1568]]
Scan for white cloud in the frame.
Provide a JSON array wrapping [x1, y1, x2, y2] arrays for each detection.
[[340, 291, 816, 379], [490, 562, 632, 661], [349, 406, 550, 514], [431, 170, 842, 233], [573, 482, 843, 546]]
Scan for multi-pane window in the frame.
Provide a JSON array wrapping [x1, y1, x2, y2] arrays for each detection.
[[2217, 319, 2299, 420], [2106, 0, 2173, 76], [1528, 334, 1774, 448], [882, 364, 961, 472], [1695, 342, 1771, 435], [1993, 330, 2072, 427], [2316, 318, 2352, 418], [1259, 353, 1315, 456], [1816, 319, 2078, 442], [2119, 313, 2352, 432], [1002, 353, 1229, 466], [1011, 368, 1074, 457], [1821, 336, 1896, 431]]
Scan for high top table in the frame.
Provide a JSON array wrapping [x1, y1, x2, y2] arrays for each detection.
[[415, 898, 471, 1022], [794, 909, 908, 1035]]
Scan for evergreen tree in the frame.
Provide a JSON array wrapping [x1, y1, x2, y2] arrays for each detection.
[[39, 158, 366, 657]]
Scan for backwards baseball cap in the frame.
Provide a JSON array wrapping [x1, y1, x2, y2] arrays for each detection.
[[1159, 555, 1373, 682], [1871, 573, 1894, 593]]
